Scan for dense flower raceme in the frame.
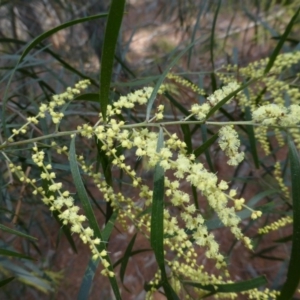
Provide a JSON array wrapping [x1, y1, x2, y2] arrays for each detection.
[[189, 81, 240, 121], [3, 79, 91, 146], [218, 125, 244, 166], [219, 51, 300, 155], [8, 147, 114, 277], [252, 103, 300, 126], [2, 72, 299, 298]]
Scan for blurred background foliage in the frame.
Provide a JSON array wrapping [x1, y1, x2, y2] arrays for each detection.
[[0, 0, 300, 299]]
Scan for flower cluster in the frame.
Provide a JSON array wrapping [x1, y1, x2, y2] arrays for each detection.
[[3, 80, 91, 146], [4, 71, 291, 299], [218, 125, 244, 166], [207, 81, 240, 106], [252, 103, 300, 126], [30, 146, 114, 277], [218, 51, 300, 156], [189, 81, 240, 121], [274, 161, 290, 199], [167, 72, 205, 96], [258, 216, 293, 234]]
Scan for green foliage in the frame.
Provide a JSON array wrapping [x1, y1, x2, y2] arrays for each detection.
[[1, 1, 300, 299]]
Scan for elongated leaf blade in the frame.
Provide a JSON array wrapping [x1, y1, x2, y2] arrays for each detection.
[[120, 233, 137, 284], [146, 38, 206, 121], [181, 124, 192, 154], [77, 258, 99, 300], [206, 79, 256, 120], [0, 249, 34, 261], [113, 249, 151, 268], [99, 0, 126, 120], [95, 139, 113, 222], [69, 137, 121, 300], [165, 92, 193, 117], [2, 14, 108, 132], [193, 133, 218, 158], [0, 225, 37, 241], [277, 136, 300, 299], [69, 139, 103, 236], [151, 128, 179, 300], [102, 210, 118, 243], [19, 14, 108, 63], [209, 0, 221, 92], [77, 210, 118, 300], [74, 93, 99, 102], [151, 128, 165, 262], [274, 234, 292, 244], [0, 260, 51, 292], [0, 38, 98, 86], [210, 0, 221, 70], [0, 277, 14, 288], [264, 7, 300, 74]]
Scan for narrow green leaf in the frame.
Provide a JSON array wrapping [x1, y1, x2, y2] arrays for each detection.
[[113, 249, 151, 268], [264, 7, 300, 74], [209, 0, 221, 94], [0, 225, 37, 241], [165, 91, 215, 135], [96, 139, 113, 222], [206, 79, 256, 120], [251, 245, 278, 258], [277, 136, 300, 299], [146, 38, 205, 121], [151, 128, 165, 260], [77, 258, 99, 300], [183, 275, 267, 293], [0, 260, 52, 292], [77, 210, 118, 300], [2, 64, 55, 93], [272, 36, 299, 45], [193, 133, 218, 158], [74, 93, 99, 102], [44, 48, 98, 87], [165, 92, 193, 117], [191, 185, 199, 210], [187, 1, 209, 67], [0, 277, 14, 288], [69, 137, 103, 237], [274, 234, 292, 244], [101, 210, 118, 243], [0, 249, 34, 261], [0, 38, 98, 86], [181, 124, 192, 154], [2, 14, 107, 133], [254, 87, 267, 106], [114, 54, 136, 78], [151, 128, 179, 300], [69, 137, 121, 300], [99, 0, 126, 120], [19, 14, 108, 64], [210, 0, 221, 71], [120, 233, 137, 284], [253, 255, 283, 262]]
